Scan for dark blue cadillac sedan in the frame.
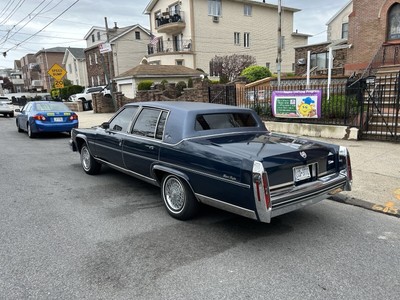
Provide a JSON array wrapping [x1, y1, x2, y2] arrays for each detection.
[[70, 101, 352, 223], [16, 101, 79, 138]]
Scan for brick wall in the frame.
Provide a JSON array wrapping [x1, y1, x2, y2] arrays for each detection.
[[346, 0, 399, 74], [295, 43, 347, 76]]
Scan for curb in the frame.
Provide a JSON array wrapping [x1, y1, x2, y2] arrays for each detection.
[[329, 194, 400, 219]]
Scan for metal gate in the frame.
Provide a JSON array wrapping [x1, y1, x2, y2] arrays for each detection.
[[208, 85, 236, 106], [359, 72, 400, 142]]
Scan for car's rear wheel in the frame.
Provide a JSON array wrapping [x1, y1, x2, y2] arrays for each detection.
[[80, 143, 101, 175], [27, 123, 35, 138], [161, 174, 199, 220]]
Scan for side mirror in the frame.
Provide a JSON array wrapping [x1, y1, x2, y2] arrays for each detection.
[[101, 122, 110, 129], [15, 108, 21, 112]]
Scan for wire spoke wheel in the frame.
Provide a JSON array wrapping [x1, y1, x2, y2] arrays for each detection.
[[161, 174, 199, 220]]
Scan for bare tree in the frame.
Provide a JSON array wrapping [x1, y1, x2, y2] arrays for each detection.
[[210, 54, 256, 82]]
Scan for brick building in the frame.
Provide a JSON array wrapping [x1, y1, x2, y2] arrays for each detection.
[[346, 0, 400, 74]]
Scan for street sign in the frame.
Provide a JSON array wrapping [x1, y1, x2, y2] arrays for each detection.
[[54, 80, 64, 89], [99, 42, 112, 54], [47, 63, 67, 81]]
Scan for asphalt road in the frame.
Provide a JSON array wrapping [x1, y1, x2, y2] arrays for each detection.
[[1, 116, 400, 300]]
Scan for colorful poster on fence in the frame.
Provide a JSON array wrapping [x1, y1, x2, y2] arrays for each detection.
[[271, 90, 322, 118]]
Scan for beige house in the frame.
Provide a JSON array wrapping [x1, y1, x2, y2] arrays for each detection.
[[62, 48, 88, 87], [143, 0, 309, 76], [114, 64, 204, 98], [327, 0, 353, 42], [83, 24, 151, 88]]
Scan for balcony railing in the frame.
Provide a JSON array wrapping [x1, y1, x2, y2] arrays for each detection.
[[155, 11, 185, 35], [155, 11, 185, 27], [148, 39, 192, 55]]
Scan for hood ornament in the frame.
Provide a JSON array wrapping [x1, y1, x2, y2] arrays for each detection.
[[299, 151, 307, 159]]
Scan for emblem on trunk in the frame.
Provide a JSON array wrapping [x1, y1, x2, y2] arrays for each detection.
[[299, 151, 307, 159]]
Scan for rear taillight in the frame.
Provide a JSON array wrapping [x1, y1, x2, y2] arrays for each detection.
[[69, 114, 78, 121], [252, 161, 272, 223], [252, 161, 271, 209], [33, 114, 46, 121], [339, 146, 352, 185]]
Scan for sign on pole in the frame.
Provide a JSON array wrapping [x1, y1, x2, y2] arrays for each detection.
[[54, 80, 64, 89], [99, 42, 112, 54], [47, 63, 67, 81]]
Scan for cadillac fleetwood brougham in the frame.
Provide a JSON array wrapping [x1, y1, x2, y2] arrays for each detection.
[[69, 101, 352, 223]]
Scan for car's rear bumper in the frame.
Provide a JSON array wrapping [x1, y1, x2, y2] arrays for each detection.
[[33, 121, 78, 133]]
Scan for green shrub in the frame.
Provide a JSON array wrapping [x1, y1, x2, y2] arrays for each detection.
[[176, 81, 187, 96], [138, 80, 154, 91], [241, 66, 272, 82], [322, 95, 359, 119], [188, 78, 193, 88]]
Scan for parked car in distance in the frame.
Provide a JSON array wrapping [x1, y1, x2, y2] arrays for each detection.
[[0, 96, 12, 104], [0, 101, 14, 117], [16, 101, 79, 138], [69, 101, 352, 223], [68, 85, 110, 111]]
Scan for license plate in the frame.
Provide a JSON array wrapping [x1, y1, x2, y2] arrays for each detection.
[[293, 165, 311, 182], [54, 117, 63, 122]]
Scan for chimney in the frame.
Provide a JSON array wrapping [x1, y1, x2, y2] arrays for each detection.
[[114, 22, 118, 29]]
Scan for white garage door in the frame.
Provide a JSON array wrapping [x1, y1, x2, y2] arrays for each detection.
[[119, 84, 134, 98]]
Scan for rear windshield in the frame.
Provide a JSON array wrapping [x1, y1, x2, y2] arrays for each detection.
[[195, 113, 258, 131], [35, 102, 69, 111]]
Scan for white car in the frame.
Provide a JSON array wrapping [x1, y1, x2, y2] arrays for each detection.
[[0, 102, 14, 117], [68, 86, 110, 102]]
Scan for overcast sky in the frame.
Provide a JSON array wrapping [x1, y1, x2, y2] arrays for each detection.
[[0, 0, 350, 69]]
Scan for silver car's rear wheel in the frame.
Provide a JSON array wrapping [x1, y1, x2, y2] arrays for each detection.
[[161, 174, 199, 220], [80, 143, 101, 175]]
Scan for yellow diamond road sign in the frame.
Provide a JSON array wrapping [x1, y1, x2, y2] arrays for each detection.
[[47, 63, 67, 81]]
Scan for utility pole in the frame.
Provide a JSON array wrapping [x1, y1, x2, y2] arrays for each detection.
[[277, 0, 282, 88], [104, 17, 116, 110]]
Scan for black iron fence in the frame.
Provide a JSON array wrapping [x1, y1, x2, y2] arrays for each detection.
[[235, 82, 362, 127]]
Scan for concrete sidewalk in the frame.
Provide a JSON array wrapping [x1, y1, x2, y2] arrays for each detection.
[[76, 110, 400, 219]]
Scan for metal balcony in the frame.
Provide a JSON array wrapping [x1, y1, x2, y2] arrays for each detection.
[[155, 11, 185, 35], [148, 39, 192, 55]]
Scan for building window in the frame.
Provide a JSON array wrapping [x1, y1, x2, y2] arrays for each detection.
[[266, 62, 270, 69], [244, 32, 250, 48], [310, 52, 329, 70], [91, 34, 95, 42], [97, 75, 100, 85], [388, 4, 400, 40], [234, 32, 240, 45], [175, 59, 184, 65], [91, 76, 95, 86], [94, 53, 98, 64], [68, 64, 72, 73], [135, 31, 141, 40], [341, 23, 349, 39], [208, 0, 221, 16], [244, 4, 252, 16], [97, 32, 101, 41], [89, 54, 92, 65]]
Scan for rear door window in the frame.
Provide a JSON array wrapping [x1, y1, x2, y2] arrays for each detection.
[[131, 108, 165, 139]]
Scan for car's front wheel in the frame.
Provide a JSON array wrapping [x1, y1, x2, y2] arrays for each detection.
[[80, 143, 101, 175], [16, 120, 23, 132], [161, 174, 199, 220]]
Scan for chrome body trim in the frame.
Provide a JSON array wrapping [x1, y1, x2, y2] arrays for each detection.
[[196, 194, 257, 220], [95, 158, 158, 186]]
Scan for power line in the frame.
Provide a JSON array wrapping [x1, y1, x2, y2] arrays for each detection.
[[2, 0, 80, 57]]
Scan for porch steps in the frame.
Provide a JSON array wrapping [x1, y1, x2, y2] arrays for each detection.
[[362, 65, 399, 141]]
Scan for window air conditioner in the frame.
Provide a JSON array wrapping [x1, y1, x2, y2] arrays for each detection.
[[213, 16, 219, 23]]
